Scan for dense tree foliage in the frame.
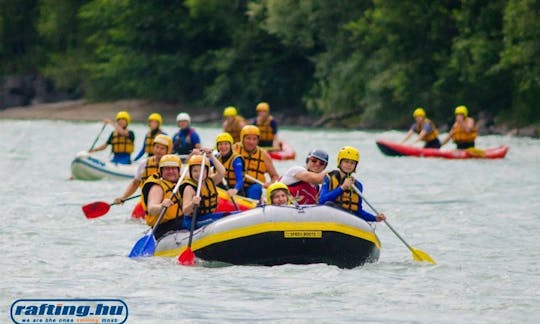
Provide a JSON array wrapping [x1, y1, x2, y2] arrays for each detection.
[[1, 0, 538, 128]]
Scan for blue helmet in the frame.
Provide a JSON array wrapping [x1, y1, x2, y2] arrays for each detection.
[[306, 149, 329, 164]]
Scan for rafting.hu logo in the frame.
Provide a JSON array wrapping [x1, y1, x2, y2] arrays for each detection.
[[10, 299, 128, 324]]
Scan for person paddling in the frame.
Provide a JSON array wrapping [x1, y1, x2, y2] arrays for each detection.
[[215, 132, 245, 197], [280, 149, 329, 204], [318, 146, 386, 223], [233, 125, 280, 200], [133, 112, 166, 162], [141, 154, 185, 240], [89, 111, 135, 164], [172, 112, 201, 156], [440, 105, 478, 149], [402, 107, 441, 148], [222, 106, 246, 143], [251, 102, 280, 150], [113, 134, 172, 205], [181, 150, 227, 230]]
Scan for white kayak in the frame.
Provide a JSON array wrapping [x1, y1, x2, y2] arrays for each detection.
[[154, 204, 381, 269], [71, 151, 137, 180]]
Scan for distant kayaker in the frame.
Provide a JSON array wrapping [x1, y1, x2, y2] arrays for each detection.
[[233, 125, 280, 200], [441, 105, 478, 149], [318, 146, 386, 222], [141, 154, 184, 240], [172, 112, 201, 156], [181, 151, 226, 229], [133, 112, 167, 161], [222, 106, 246, 143], [280, 149, 329, 204], [215, 132, 245, 197], [402, 107, 441, 148], [267, 182, 291, 206], [113, 134, 173, 205], [251, 102, 280, 150], [89, 110, 135, 165]]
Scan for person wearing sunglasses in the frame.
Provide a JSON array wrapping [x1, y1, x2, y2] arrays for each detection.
[[280, 149, 329, 205]]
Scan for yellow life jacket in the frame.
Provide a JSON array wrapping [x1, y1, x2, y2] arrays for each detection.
[[414, 118, 439, 142], [451, 119, 478, 144], [110, 131, 134, 154], [224, 116, 245, 143], [326, 170, 360, 213], [143, 129, 164, 155], [141, 174, 183, 226], [218, 152, 243, 188], [255, 116, 275, 144], [235, 144, 267, 187], [180, 178, 219, 215], [140, 156, 159, 187]]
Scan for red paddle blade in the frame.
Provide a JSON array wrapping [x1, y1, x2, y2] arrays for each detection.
[[82, 201, 111, 219], [131, 201, 145, 219], [178, 247, 196, 265]]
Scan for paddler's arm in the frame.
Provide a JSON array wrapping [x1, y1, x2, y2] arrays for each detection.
[[261, 150, 280, 184]]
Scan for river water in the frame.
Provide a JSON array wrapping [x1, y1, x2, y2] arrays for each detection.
[[1, 119, 539, 323]]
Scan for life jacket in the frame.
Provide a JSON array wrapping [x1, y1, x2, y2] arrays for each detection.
[[110, 131, 134, 154], [326, 170, 360, 213], [143, 129, 164, 156], [451, 119, 477, 144], [288, 181, 319, 205], [180, 178, 219, 216], [141, 174, 183, 226], [255, 116, 275, 145], [414, 118, 439, 142], [235, 144, 267, 188], [218, 151, 244, 188], [224, 116, 245, 143], [173, 128, 196, 155], [140, 156, 159, 187]]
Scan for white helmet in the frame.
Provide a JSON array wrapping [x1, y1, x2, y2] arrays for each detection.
[[176, 112, 191, 123]]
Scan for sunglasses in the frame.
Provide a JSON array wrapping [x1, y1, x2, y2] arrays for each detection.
[[309, 157, 327, 166]]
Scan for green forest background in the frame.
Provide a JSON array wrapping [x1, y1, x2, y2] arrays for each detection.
[[1, 0, 539, 130]]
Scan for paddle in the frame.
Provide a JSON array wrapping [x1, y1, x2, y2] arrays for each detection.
[[178, 154, 206, 265], [128, 167, 188, 258], [222, 179, 239, 211], [89, 123, 107, 152], [83, 195, 141, 219], [351, 184, 436, 264]]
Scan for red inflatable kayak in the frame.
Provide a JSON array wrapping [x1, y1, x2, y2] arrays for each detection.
[[376, 139, 509, 159], [265, 140, 296, 161]]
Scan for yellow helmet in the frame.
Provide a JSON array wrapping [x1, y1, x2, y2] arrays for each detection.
[[256, 102, 270, 112], [153, 134, 173, 154], [159, 154, 181, 169], [337, 146, 360, 167], [188, 155, 211, 168], [455, 105, 468, 117], [147, 112, 163, 125], [266, 182, 289, 203], [240, 125, 260, 140], [413, 107, 426, 118], [215, 132, 234, 147], [115, 111, 131, 125], [223, 106, 238, 117]]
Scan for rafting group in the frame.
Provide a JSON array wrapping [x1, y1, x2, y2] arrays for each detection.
[[377, 105, 509, 159], [81, 101, 437, 267]]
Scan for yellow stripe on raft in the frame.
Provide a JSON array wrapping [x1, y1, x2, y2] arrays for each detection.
[[154, 221, 381, 257]]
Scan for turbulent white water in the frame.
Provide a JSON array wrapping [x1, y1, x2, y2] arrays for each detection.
[[1, 120, 539, 323]]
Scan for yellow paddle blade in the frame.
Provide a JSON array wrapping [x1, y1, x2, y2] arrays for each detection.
[[465, 147, 485, 157], [410, 247, 436, 264]]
